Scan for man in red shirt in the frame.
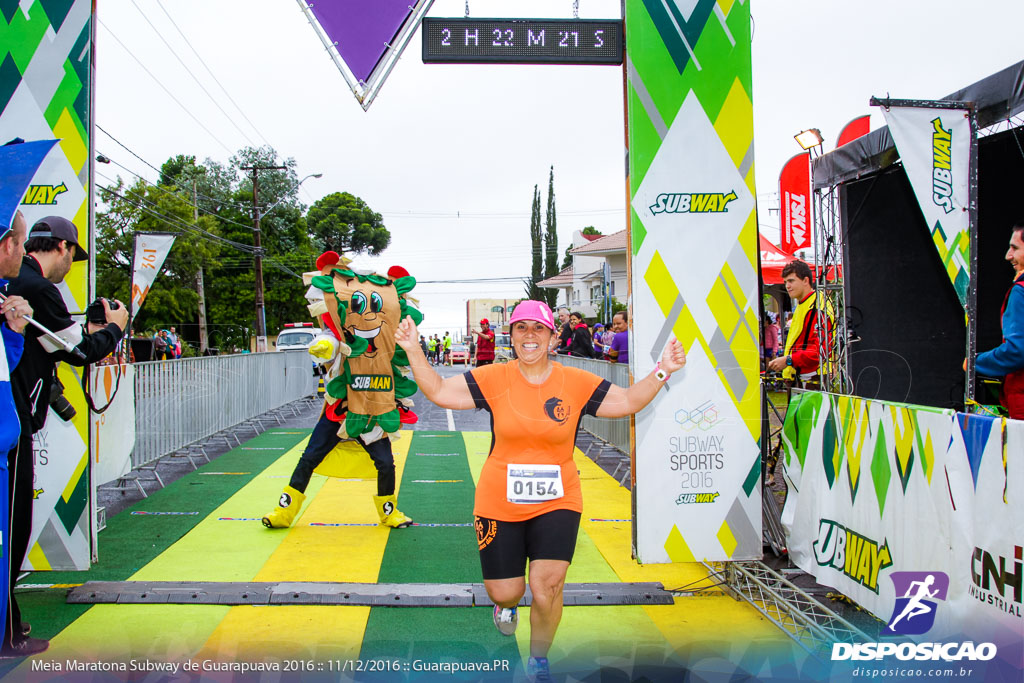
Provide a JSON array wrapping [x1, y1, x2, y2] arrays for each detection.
[[767, 260, 831, 388], [471, 318, 496, 366]]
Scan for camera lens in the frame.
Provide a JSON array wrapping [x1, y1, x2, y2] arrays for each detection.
[[50, 382, 77, 421]]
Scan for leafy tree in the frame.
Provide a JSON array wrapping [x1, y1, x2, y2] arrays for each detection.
[[306, 192, 390, 255], [95, 146, 316, 351], [204, 147, 315, 341], [95, 176, 218, 335], [543, 166, 559, 308]]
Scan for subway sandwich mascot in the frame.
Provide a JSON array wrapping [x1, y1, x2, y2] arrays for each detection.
[[263, 251, 421, 529]]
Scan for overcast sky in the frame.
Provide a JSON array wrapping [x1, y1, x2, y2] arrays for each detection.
[[94, 0, 1024, 335]]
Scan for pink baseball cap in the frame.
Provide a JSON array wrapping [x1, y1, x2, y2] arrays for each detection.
[[508, 300, 556, 331]]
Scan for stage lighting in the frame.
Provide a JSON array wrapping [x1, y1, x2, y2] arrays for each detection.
[[794, 128, 824, 150]]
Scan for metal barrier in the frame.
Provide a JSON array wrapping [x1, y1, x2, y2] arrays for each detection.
[[555, 355, 631, 453], [133, 351, 317, 468]]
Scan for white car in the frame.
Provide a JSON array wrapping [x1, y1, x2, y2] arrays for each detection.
[[274, 323, 317, 351]]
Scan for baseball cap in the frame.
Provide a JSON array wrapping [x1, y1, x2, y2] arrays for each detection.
[[480, 318, 489, 325], [29, 215, 87, 261], [508, 300, 556, 331]]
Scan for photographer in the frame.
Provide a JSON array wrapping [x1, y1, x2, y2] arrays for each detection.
[[3, 216, 127, 657]]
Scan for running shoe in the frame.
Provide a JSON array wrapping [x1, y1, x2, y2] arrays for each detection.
[[492, 605, 518, 636], [527, 656, 552, 682]]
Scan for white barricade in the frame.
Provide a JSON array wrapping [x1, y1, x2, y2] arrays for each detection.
[[554, 354, 631, 453], [132, 351, 317, 468]]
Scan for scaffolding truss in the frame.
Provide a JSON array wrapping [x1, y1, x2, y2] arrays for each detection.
[[813, 183, 852, 394], [710, 560, 874, 662]]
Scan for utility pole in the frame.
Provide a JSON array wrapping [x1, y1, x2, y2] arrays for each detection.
[[193, 179, 209, 354], [241, 163, 286, 352]]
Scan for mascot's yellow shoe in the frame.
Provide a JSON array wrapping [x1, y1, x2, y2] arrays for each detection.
[[373, 494, 413, 529], [262, 486, 306, 528]]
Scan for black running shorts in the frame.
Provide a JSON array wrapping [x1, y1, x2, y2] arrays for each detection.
[[474, 509, 582, 580]]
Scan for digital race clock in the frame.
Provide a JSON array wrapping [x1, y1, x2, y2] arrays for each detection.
[[422, 18, 623, 65]]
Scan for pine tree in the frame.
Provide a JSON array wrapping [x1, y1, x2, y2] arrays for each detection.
[[525, 184, 544, 300], [543, 166, 559, 308]]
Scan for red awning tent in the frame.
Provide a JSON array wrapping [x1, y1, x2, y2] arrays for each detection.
[[760, 235, 796, 284], [759, 234, 840, 284]]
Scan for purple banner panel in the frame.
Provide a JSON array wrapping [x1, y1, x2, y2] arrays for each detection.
[[308, 1, 414, 83]]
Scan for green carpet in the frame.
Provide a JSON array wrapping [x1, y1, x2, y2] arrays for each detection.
[[360, 432, 521, 679]]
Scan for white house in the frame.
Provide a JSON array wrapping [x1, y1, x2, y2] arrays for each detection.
[[538, 229, 627, 320]]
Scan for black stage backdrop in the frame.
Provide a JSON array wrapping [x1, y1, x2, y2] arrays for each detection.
[[976, 128, 1024, 402], [840, 165, 966, 410], [838, 127, 1024, 410]]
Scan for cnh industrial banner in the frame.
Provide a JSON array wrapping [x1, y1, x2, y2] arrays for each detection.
[[779, 152, 811, 254], [781, 391, 1022, 667], [1, 0, 95, 570], [881, 105, 972, 307], [626, 0, 761, 563]]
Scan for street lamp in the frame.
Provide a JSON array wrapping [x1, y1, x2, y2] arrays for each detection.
[[262, 173, 323, 214], [244, 169, 322, 351]]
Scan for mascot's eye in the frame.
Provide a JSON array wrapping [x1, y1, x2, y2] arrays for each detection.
[[370, 292, 384, 313], [351, 291, 368, 314]]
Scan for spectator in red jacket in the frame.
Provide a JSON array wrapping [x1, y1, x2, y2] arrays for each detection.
[[471, 318, 496, 367]]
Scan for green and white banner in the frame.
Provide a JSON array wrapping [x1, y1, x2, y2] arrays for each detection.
[[1, 0, 95, 570], [881, 105, 972, 306], [782, 392, 1023, 647], [626, 0, 761, 563]]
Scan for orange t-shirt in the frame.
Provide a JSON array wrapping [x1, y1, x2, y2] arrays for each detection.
[[466, 361, 611, 522]]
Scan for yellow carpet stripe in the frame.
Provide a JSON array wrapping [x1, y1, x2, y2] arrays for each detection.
[[195, 432, 414, 661], [462, 431, 491, 485], [574, 450, 785, 648]]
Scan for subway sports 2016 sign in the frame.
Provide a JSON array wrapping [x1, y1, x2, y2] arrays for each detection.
[[627, 0, 761, 563]]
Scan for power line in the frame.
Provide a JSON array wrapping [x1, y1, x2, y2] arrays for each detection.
[[97, 180, 302, 280], [129, 0, 257, 148], [97, 151, 258, 232], [155, 0, 275, 149], [381, 208, 624, 219], [98, 18, 235, 155], [96, 124, 166, 178], [96, 176, 257, 253]]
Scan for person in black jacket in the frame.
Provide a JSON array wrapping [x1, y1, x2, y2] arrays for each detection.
[[560, 311, 596, 358], [3, 216, 127, 658]]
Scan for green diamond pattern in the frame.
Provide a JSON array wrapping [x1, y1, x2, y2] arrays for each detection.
[[871, 423, 892, 517]]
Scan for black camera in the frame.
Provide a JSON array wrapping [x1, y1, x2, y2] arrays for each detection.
[[86, 297, 121, 325], [49, 376, 76, 422]]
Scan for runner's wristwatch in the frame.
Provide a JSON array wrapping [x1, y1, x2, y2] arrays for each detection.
[[655, 362, 670, 382]]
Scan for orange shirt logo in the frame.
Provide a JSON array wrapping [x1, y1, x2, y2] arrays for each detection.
[[544, 397, 571, 425]]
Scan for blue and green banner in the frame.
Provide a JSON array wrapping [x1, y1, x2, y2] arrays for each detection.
[[1, 0, 95, 570], [627, 0, 761, 562]]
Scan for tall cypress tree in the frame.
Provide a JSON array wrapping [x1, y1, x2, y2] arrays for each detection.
[[526, 184, 543, 299], [543, 166, 559, 308]]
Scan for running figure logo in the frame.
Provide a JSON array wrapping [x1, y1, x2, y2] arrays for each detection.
[[885, 571, 950, 635]]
